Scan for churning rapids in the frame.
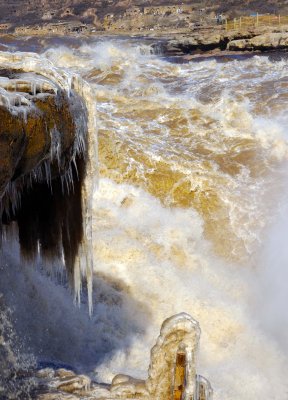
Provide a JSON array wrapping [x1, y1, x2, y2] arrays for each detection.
[[0, 37, 288, 399]]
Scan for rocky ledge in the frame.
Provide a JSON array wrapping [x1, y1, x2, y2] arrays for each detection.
[[0, 69, 84, 198], [153, 25, 288, 55], [0, 51, 92, 273], [227, 31, 288, 51]]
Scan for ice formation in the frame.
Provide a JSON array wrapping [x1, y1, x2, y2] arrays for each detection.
[[0, 51, 98, 313], [34, 313, 212, 400], [110, 313, 212, 400]]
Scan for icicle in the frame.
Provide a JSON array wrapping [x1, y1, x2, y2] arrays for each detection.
[[196, 375, 213, 400], [37, 240, 41, 256], [21, 107, 28, 123], [61, 165, 75, 195], [86, 249, 93, 316], [71, 75, 98, 315], [44, 160, 52, 190], [31, 81, 35, 96], [60, 175, 65, 195], [0, 89, 11, 110], [1, 181, 22, 218], [67, 74, 72, 98], [73, 255, 82, 308], [32, 164, 41, 183], [72, 155, 79, 180], [50, 128, 62, 166]]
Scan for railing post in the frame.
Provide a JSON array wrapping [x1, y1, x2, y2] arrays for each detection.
[[279, 14, 281, 25]]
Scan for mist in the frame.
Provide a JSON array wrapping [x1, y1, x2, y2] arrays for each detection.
[[253, 178, 288, 353]]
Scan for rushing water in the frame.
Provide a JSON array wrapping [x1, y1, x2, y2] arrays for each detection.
[[0, 37, 288, 399]]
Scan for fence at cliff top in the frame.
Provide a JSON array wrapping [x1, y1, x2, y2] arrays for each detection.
[[226, 14, 288, 31]]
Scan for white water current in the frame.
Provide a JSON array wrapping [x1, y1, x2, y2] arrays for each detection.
[[0, 38, 288, 399]]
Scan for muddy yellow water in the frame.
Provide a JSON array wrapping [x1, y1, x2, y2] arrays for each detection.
[[74, 48, 288, 261], [36, 39, 288, 400]]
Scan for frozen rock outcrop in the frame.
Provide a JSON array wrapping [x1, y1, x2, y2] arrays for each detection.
[[0, 69, 86, 200], [35, 314, 212, 400], [0, 51, 98, 313], [112, 313, 212, 400]]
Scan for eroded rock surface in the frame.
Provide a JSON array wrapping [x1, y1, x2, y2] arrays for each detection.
[[0, 73, 83, 198], [155, 25, 288, 55], [228, 31, 288, 50]]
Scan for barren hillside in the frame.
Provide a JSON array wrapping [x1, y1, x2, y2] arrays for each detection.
[[0, 0, 288, 27]]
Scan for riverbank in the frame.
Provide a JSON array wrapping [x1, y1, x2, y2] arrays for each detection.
[[1, 23, 288, 56], [146, 25, 288, 55]]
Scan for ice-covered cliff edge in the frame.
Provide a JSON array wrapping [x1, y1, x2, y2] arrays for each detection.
[[0, 51, 98, 312]]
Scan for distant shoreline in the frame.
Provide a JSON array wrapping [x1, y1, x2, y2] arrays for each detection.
[[1, 24, 288, 56]]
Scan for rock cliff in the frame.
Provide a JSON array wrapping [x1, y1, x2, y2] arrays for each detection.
[[155, 25, 288, 55], [0, 53, 89, 278]]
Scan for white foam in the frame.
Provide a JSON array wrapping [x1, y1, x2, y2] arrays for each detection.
[[42, 41, 288, 398], [89, 179, 288, 399]]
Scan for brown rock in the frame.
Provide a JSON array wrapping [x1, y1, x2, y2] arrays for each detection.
[[228, 32, 288, 50], [0, 90, 80, 199], [0, 106, 26, 195]]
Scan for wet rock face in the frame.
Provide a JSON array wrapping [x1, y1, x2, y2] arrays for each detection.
[[0, 106, 26, 196], [157, 30, 224, 56], [0, 67, 87, 191], [0, 90, 77, 195]]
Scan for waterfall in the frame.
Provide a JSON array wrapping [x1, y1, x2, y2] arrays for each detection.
[[0, 38, 287, 400]]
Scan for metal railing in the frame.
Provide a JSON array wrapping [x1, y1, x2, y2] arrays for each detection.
[[226, 14, 288, 31]]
